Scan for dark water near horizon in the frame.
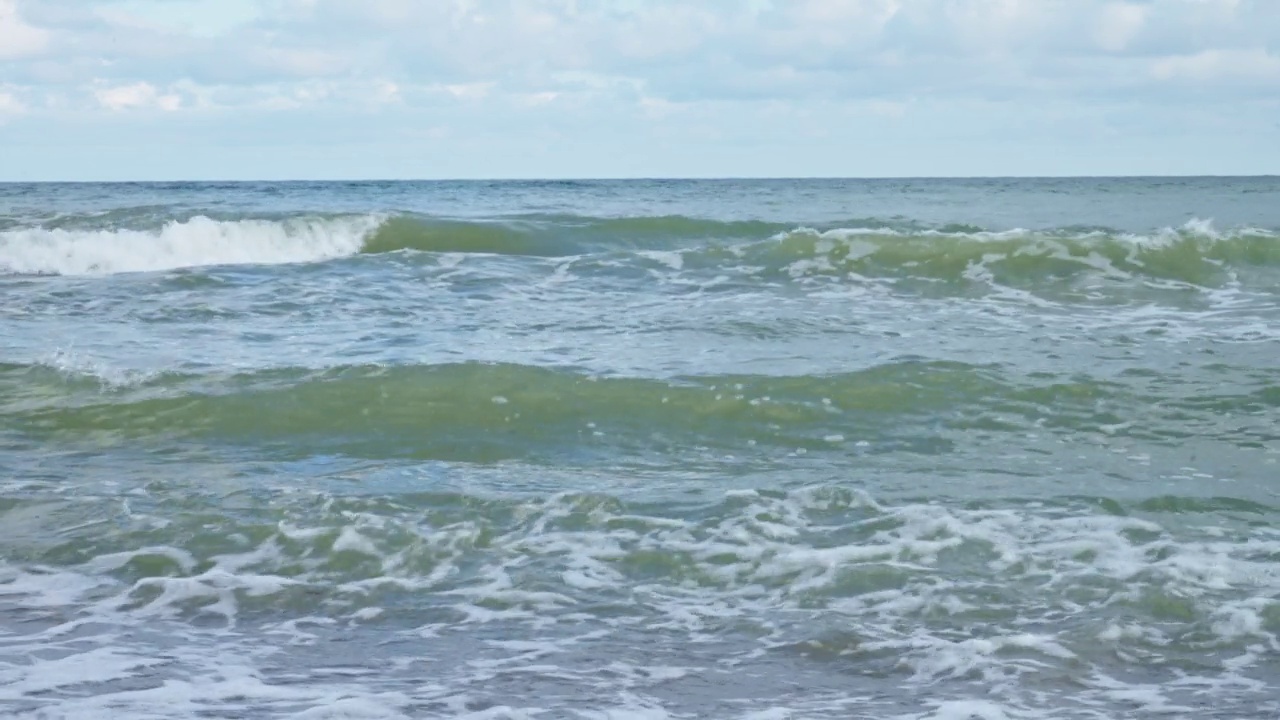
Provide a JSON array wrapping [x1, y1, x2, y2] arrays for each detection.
[[1, 178, 1279, 719]]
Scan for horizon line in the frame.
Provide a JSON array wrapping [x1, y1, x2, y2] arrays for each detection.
[[2, 173, 1278, 184]]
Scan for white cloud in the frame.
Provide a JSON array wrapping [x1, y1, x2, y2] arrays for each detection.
[[438, 82, 495, 101], [937, 0, 1050, 53], [14, 0, 1280, 106], [0, 89, 27, 116], [258, 47, 350, 77], [516, 91, 558, 107], [4, 0, 1279, 179], [99, 0, 260, 37], [1152, 48, 1280, 82], [94, 81, 182, 111], [372, 79, 399, 104], [191, 78, 409, 112], [638, 95, 679, 119], [866, 98, 907, 118], [1095, 2, 1147, 52], [0, 0, 48, 58]]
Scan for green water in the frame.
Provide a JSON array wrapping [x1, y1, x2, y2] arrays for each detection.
[[1, 178, 1278, 719]]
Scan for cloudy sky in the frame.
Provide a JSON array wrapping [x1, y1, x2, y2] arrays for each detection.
[[2, 0, 1278, 180]]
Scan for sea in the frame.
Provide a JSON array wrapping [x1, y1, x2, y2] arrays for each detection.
[[1, 177, 1278, 720]]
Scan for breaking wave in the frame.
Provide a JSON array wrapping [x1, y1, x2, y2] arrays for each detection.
[[1, 213, 1276, 288], [0, 215, 380, 275]]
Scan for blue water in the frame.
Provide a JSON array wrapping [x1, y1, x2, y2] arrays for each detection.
[[1, 177, 1278, 719]]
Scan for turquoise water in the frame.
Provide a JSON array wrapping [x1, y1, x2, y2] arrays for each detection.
[[1, 178, 1279, 719]]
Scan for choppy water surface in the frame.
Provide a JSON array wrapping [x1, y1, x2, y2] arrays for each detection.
[[2, 178, 1279, 719]]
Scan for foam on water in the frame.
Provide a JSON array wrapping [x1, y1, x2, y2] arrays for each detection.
[[2, 213, 1276, 293], [759, 219, 1280, 292], [4, 180, 1279, 718], [0, 215, 381, 275], [2, 485, 1276, 718]]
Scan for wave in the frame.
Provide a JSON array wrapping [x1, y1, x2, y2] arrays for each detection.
[[0, 213, 786, 276], [4, 359, 1273, 462], [340, 216, 1280, 289], [727, 221, 1280, 287], [362, 214, 790, 256], [2, 213, 1276, 287], [0, 215, 380, 275], [0, 359, 987, 461]]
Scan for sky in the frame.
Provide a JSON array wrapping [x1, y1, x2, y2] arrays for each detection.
[[1, 0, 1278, 181]]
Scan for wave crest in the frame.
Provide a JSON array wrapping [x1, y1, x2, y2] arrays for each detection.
[[3, 213, 1275, 284], [8, 358, 1270, 462], [0, 215, 380, 276], [730, 220, 1280, 286]]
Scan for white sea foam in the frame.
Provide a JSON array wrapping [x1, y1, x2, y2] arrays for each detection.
[[2, 484, 1278, 719], [0, 215, 382, 275], [805, 218, 1273, 245], [911, 700, 1016, 720]]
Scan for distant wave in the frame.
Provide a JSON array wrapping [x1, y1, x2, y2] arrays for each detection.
[[5, 357, 1275, 462], [360, 214, 790, 256], [0, 215, 380, 275], [0, 213, 785, 275], [1, 213, 1276, 286], [731, 220, 1280, 287], [0, 358, 1063, 462]]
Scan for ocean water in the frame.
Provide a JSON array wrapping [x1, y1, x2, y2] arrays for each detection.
[[1, 177, 1278, 719]]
